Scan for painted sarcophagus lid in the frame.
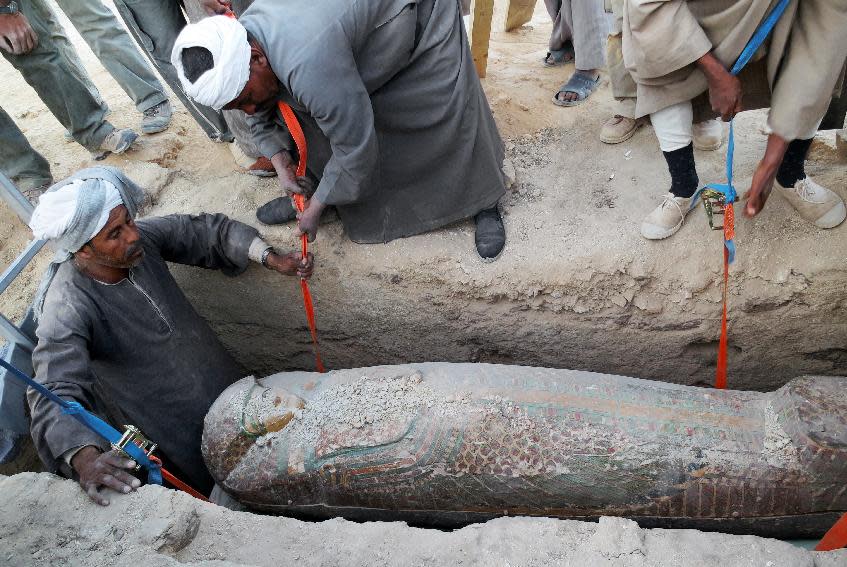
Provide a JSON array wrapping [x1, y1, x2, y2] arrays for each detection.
[[202, 363, 846, 537]]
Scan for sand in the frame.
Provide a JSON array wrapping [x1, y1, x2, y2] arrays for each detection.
[[1, 472, 845, 567]]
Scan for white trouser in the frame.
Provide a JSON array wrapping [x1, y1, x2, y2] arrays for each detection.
[[652, 101, 824, 152], [651, 101, 694, 152]]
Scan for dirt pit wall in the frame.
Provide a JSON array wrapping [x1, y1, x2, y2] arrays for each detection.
[[141, 126, 847, 392]]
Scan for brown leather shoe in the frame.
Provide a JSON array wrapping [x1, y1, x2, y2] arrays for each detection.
[[247, 157, 277, 177], [600, 115, 646, 145]]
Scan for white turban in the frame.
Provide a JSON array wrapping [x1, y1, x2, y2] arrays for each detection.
[[30, 179, 123, 247], [171, 15, 251, 111], [28, 166, 146, 320]]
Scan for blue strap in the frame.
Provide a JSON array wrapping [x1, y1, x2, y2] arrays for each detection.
[[0, 357, 162, 485], [697, 0, 791, 264], [730, 0, 791, 76]]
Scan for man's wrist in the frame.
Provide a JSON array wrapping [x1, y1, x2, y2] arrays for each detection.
[[260, 247, 275, 268], [0, 1, 19, 14], [69, 445, 101, 470]]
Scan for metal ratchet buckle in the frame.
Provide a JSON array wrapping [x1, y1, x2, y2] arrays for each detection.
[[700, 189, 729, 231], [111, 425, 157, 470]]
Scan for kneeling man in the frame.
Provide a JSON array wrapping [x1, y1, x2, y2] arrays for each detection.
[[27, 166, 312, 503], [171, 0, 508, 259]]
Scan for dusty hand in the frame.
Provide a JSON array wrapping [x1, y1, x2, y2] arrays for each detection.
[[199, 0, 232, 15], [271, 151, 314, 198], [0, 12, 37, 55], [296, 198, 325, 243], [279, 174, 316, 199], [744, 158, 779, 218], [265, 251, 314, 279], [72, 447, 141, 506], [745, 133, 789, 218]]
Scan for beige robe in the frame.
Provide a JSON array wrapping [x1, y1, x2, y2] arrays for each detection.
[[622, 0, 847, 140]]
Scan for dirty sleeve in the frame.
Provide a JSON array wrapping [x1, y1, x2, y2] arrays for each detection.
[[28, 301, 110, 475], [137, 214, 260, 277]]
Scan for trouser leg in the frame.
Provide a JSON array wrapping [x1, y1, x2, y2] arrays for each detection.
[[1, 0, 113, 151], [652, 102, 698, 198], [0, 107, 53, 189], [607, 0, 635, 117], [651, 102, 694, 152], [544, 0, 572, 52], [112, 0, 232, 141], [54, 0, 168, 113], [567, 0, 607, 71]]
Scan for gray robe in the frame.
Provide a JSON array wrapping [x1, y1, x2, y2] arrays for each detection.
[[28, 214, 259, 494], [241, 0, 506, 244], [622, 0, 847, 139]]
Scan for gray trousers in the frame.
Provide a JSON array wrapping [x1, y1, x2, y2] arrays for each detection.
[[0, 0, 114, 189], [53, 0, 168, 113], [111, 0, 264, 156], [544, 0, 607, 71], [111, 0, 233, 142]]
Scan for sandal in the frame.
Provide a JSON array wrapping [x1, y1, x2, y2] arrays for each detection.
[[542, 43, 574, 67], [552, 72, 601, 107]]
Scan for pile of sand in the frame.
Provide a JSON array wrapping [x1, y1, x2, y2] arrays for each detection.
[[1, 473, 844, 567]]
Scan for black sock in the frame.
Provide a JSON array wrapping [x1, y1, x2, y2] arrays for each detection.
[[775, 137, 813, 188], [663, 143, 699, 198]]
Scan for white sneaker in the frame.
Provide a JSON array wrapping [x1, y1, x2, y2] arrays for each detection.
[[693, 119, 723, 151], [776, 177, 846, 229], [641, 193, 694, 240]]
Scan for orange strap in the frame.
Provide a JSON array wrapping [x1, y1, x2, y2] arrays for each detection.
[[278, 101, 326, 373], [816, 513, 847, 551], [149, 455, 209, 502], [714, 203, 735, 390]]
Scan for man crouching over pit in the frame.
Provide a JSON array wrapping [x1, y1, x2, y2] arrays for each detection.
[[26, 166, 312, 504]]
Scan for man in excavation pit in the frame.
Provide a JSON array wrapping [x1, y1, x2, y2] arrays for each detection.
[[169, 0, 509, 261], [26, 166, 313, 504]]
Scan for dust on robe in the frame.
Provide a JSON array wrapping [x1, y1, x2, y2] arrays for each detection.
[[622, 0, 847, 140], [240, 0, 506, 244], [28, 214, 259, 494]]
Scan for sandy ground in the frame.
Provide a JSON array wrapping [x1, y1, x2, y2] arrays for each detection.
[[1, 473, 846, 567]]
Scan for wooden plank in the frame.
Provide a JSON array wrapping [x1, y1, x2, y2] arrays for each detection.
[[504, 0, 536, 32], [471, 0, 495, 78]]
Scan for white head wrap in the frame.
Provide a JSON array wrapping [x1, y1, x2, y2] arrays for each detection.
[[28, 166, 146, 320], [30, 179, 123, 246], [171, 15, 251, 111]]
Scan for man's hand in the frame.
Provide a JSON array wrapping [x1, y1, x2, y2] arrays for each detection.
[[200, 0, 232, 16], [72, 446, 141, 506], [265, 251, 314, 279], [697, 52, 742, 122], [296, 198, 326, 243], [270, 151, 315, 198], [744, 133, 789, 218], [0, 12, 37, 55]]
